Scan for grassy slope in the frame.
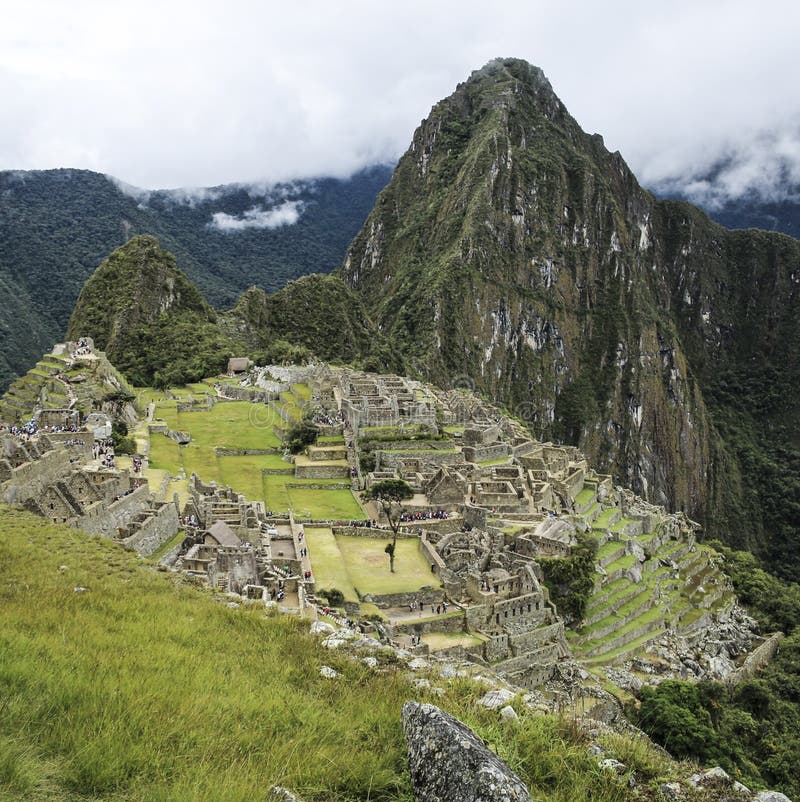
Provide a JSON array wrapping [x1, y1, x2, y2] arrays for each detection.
[[0, 507, 673, 802]]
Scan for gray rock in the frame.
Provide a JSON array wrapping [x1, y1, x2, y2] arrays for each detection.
[[310, 621, 336, 636], [362, 656, 378, 668], [599, 758, 626, 774], [587, 745, 603, 757], [321, 636, 348, 650], [409, 657, 430, 671], [755, 793, 794, 802], [267, 787, 304, 802], [402, 702, 532, 802], [479, 688, 516, 709], [658, 781, 682, 799], [319, 665, 339, 679], [499, 705, 519, 723], [702, 766, 731, 782]]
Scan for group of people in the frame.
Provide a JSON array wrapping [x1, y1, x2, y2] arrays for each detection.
[[4, 419, 40, 439], [398, 509, 449, 522], [93, 438, 116, 469], [180, 515, 199, 529], [407, 598, 449, 616], [71, 338, 92, 358]]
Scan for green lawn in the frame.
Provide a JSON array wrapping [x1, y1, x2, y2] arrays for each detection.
[[335, 536, 440, 596], [287, 487, 363, 519], [177, 401, 281, 450], [423, 631, 485, 651], [304, 527, 359, 601]]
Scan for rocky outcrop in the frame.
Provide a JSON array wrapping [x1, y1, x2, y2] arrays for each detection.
[[402, 701, 531, 802]]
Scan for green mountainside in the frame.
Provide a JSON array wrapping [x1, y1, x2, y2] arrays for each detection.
[[66, 236, 399, 386], [339, 58, 800, 580], [0, 165, 391, 391], [66, 236, 235, 387]]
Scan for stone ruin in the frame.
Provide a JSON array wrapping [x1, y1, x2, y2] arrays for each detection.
[[0, 431, 179, 556]]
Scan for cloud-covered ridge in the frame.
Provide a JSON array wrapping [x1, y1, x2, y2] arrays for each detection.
[[209, 200, 305, 232]]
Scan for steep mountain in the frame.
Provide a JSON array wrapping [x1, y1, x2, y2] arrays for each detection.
[[65, 236, 399, 387], [67, 235, 236, 386], [341, 58, 800, 579], [0, 165, 391, 391]]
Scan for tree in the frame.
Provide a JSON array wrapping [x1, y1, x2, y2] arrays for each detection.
[[363, 479, 414, 572]]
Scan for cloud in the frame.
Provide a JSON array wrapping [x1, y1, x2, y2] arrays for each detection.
[[0, 1, 798, 197], [649, 127, 800, 207], [209, 200, 305, 232]]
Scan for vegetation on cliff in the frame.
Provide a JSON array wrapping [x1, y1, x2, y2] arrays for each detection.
[[66, 236, 234, 387], [633, 545, 800, 797]]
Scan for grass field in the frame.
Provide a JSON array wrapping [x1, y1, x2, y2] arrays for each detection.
[[0, 505, 669, 802], [304, 527, 359, 602], [337, 536, 440, 596], [422, 631, 486, 651], [304, 532, 440, 600]]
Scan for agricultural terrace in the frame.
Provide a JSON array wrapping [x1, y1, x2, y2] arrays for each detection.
[[145, 396, 363, 519]]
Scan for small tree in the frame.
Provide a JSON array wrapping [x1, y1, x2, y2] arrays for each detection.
[[364, 479, 414, 572]]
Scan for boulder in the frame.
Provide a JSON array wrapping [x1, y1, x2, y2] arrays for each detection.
[[755, 793, 794, 802], [319, 665, 339, 679], [402, 702, 532, 802], [499, 705, 519, 723], [479, 689, 516, 709], [310, 621, 336, 636], [658, 782, 682, 799]]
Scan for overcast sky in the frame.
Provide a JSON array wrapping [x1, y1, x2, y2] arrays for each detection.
[[2, 0, 799, 202]]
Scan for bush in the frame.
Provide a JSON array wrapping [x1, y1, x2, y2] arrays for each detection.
[[286, 416, 319, 454], [317, 588, 345, 607], [538, 532, 598, 623]]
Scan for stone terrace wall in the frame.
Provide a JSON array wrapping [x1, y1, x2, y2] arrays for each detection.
[[78, 484, 152, 536], [332, 525, 417, 539], [1, 443, 90, 504], [119, 502, 180, 556]]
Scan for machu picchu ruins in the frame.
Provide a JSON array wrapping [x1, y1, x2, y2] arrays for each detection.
[[1, 347, 771, 705]]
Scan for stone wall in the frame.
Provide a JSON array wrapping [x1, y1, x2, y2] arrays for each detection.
[[216, 385, 277, 404], [119, 502, 180, 556], [463, 443, 510, 463], [725, 632, 784, 686], [294, 462, 349, 479], [393, 610, 466, 634], [1, 444, 90, 504], [332, 525, 416, 539], [377, 450, 464, 469], [77, 483, 152, 536]]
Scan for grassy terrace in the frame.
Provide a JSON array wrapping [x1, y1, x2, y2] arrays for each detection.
[[477, 456, 512, 466], [422, 631, 486, 651], [144, 396, 363, 518]]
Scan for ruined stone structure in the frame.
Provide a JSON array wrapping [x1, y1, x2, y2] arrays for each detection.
[[0, 432, 178, 556]]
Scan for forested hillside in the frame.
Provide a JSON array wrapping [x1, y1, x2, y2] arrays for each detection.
[[0, 165, 391, 391]]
